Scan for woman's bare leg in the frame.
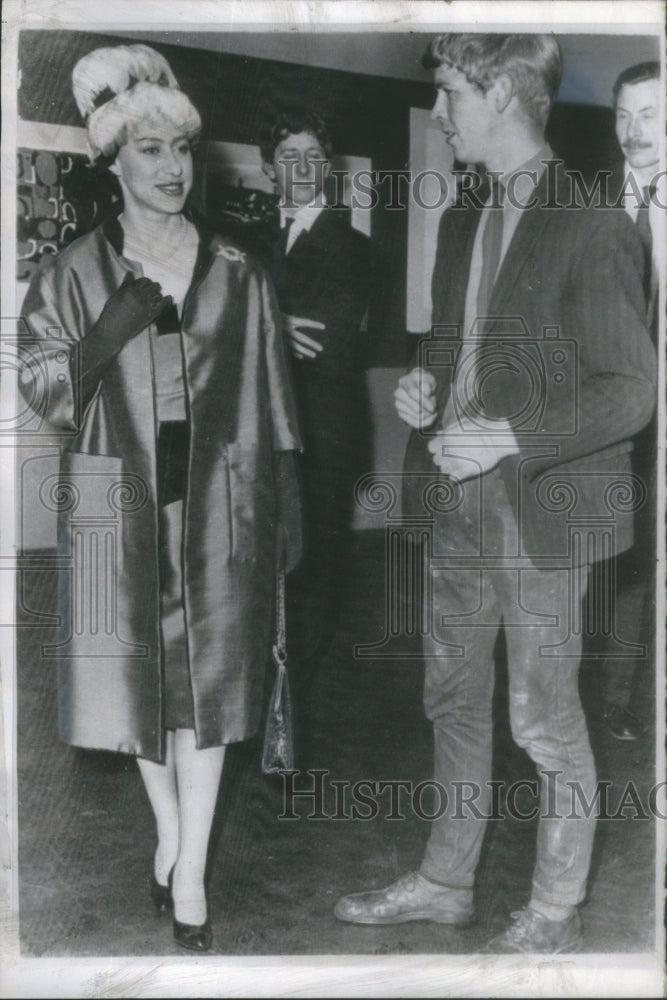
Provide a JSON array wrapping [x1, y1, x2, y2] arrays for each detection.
[[137, 729, 179, 885], [171, 728, 225, 926]]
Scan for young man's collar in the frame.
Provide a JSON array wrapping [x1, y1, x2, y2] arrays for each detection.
[[497, 144, 553, 184], [483, 145, 553, 207], [279, 198, 327, 230]]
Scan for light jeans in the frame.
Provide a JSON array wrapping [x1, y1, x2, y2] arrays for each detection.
[[419, 469, 597, 906]]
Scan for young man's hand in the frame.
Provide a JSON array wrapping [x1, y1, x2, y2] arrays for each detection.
[[427, 414, 519, 481], [394, 367, 439, 429], [282, 314, 325, 359]]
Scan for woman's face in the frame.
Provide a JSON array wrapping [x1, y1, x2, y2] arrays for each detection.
[[111, 121, 193, 218]]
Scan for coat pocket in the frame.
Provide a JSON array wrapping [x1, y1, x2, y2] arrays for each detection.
[[57, 451, 149, 576]]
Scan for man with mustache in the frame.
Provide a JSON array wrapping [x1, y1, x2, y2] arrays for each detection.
[[612, 61, 660, 324], [601, 61, 661, 742], [334, 33, 656, 953]]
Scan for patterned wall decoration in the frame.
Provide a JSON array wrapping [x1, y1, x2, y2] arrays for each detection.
[[17, 148, 120, 282], [16, 145, 282, 284]]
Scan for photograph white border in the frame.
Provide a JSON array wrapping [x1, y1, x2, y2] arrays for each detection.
[[2, 2, 665, 996]]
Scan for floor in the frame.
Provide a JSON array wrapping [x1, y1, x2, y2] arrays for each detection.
[[16, 530, 657, 957]]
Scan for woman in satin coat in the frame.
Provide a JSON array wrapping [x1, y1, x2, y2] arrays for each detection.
[[19, 44, 301, 952]]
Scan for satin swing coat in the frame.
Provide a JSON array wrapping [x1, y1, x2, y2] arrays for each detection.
[[19, 215, 302, 762]]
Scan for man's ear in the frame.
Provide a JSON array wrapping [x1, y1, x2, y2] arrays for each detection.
[[262, 160, 277, 183], [489, 73, 514, 115]]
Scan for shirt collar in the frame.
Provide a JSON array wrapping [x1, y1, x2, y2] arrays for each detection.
[[280, 199, 327, 232], [494, 144, 552, 207]]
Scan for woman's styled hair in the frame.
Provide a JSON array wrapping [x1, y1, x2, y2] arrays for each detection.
[[423, 33, 562, 128], [72, 44, 201, 163], [259, 108, 333, 163]]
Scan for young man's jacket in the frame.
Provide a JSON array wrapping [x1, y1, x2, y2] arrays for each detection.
[[403, 163, 657, 566], [274, 206, 371, 466]]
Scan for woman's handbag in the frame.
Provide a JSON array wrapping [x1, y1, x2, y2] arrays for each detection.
[[261, 571, 294, 773]]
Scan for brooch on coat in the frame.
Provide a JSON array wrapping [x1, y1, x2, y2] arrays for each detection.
[[215, 245, 246, 263]]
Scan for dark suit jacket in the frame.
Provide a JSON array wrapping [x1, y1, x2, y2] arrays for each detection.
[[269, 207, 371, 481], [275, 207, 370, 375], [605, 159, 659, 340], [603, 159, 658, 496], [404, 163, 656, 565]]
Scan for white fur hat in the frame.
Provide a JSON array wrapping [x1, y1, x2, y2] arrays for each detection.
[[72, 44, 178, 119], [71, 44, 200, 162]]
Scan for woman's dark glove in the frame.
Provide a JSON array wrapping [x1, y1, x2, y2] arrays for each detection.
[[93, 272, 172, 351], [73, 272, 173, 410]]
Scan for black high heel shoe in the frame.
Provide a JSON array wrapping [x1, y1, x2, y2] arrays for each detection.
[[150, 867, 174, 913], [173, 916, 212, 952]]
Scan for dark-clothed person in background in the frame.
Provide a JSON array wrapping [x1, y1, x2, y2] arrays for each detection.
[[18, 44, 301, 954], [258, 109, 371, 757], [335, 33, 656, 953], [600, 61, 661, 742]]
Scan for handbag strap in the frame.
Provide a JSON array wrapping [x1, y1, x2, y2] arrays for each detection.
[[271, 571, 287, 709]]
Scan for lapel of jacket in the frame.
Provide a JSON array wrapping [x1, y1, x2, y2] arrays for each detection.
[[186, 208, 217, 288], [606, 160, 626, 204], [288, 205, 341, 258], [99, 205, 216, 290], [432, 201, 482, 325], [488, 169, 552, 320], [430, 201, 482, 412]]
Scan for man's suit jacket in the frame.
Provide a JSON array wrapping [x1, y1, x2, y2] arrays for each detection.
[[604, 158, 659, 493], [605, 159, 659, 340], [275, 207, 370, 374], [404, 163, 656, 565], [273, 207, 371, 467]]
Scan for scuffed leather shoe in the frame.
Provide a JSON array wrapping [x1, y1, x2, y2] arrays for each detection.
[[334, 871, 475, 926], [483, 907, 583, 954]]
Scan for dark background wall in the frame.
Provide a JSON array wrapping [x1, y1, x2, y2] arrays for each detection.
[[17, 29, 659, 364]]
